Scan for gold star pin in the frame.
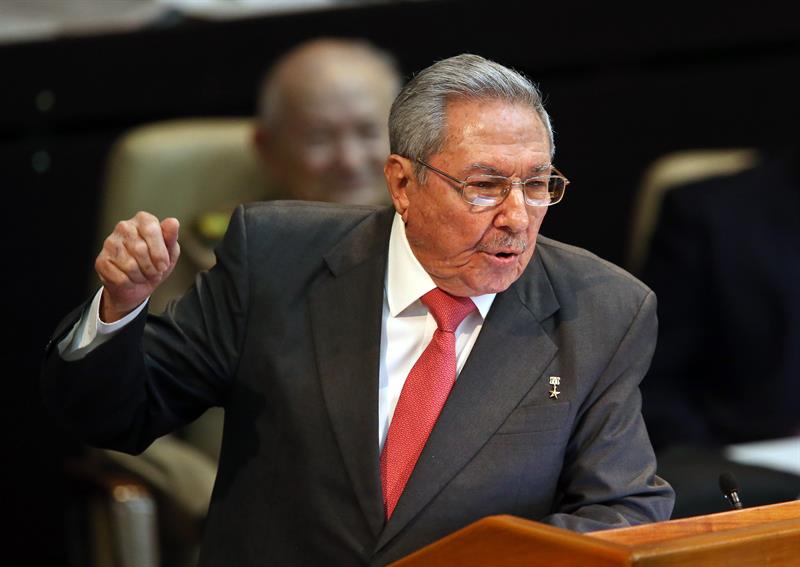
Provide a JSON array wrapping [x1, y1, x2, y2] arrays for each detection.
[[548, 376, 561, 399]]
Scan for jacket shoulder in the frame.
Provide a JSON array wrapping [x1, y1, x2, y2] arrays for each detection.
[[242, 200, 382, 231], [535, 235, 653, 301], [235, 201, 388, 252]]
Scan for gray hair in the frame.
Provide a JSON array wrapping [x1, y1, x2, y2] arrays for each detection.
[[389, 54, 554, 179]]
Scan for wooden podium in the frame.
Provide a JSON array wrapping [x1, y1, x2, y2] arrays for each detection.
[[391, 500, 800, 566]]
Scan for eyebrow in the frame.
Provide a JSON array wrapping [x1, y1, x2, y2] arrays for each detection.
[[466, 162, 552, 177]]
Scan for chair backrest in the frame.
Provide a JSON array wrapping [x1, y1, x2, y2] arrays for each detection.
[[627, 148, 760, 274], [96, 117, 270, 312]]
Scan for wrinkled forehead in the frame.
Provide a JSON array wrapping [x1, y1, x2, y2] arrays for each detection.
[[438, 99, 551, 162]]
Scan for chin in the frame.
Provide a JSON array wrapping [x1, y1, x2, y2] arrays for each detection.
[[461, 274, 518, 296], [482, 263, 526, 293], [480, 279, 516, 295]]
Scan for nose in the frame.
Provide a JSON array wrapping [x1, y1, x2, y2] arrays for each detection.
[[335, 134, 366, 174], [494, 184, 530, 233]]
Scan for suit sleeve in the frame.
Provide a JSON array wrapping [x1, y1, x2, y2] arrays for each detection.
[[543, 291, 675, 531], [40, 205, 250, 454]]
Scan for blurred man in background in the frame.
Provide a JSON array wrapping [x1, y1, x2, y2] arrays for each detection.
[[253, 37, 400, 205]]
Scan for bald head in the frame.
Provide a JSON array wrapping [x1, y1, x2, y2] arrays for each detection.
[[253, 38, 401, 205]]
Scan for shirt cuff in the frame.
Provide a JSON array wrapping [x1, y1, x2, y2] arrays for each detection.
[[58, 288, 148, 360]]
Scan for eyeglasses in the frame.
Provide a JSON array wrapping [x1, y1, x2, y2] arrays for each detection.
[[415, 158, 570, 207]]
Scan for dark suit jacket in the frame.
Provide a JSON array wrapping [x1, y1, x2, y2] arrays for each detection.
[[641, 149, 800, 449], [43, 202, 673, 566]]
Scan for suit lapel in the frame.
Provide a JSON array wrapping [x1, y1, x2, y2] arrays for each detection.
[[375, 250, 560, 551], [308, 208, 394, 539]]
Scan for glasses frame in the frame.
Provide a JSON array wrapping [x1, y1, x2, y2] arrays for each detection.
[[415, 157, 570, 207]]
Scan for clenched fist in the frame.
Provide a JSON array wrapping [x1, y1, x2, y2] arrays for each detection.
[[95, 211, 180, 322]]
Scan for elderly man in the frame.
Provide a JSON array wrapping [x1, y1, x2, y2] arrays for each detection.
[[252, 37, 400, 205], [43, 54, 673, 565]]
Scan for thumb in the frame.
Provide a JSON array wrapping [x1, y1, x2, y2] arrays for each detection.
[[161, 217, 181, 263]]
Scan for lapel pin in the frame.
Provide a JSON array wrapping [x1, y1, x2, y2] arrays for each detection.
[[548, 376, 561, 399]]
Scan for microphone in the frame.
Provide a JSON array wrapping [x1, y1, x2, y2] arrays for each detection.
[[719, 472, 743, 510]]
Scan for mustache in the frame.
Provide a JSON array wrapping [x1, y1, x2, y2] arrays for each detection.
[[476, 233, 528, 254]]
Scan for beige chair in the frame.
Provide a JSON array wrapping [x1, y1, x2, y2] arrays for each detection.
[[76, 117, 272, 567], [626, 148, 760, 275], [96, 117, 270, 313]]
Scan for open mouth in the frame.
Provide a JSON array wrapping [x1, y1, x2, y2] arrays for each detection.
[[484, 250, 519, 263]]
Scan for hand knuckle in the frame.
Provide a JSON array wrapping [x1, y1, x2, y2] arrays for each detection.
[[133, 240, 149, 256], [106, 271, 125, 287], [120, 257, 137, 272], [135, 211, 157, 224]]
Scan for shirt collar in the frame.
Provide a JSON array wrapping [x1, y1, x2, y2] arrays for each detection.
[[386, 213, 495, 318]]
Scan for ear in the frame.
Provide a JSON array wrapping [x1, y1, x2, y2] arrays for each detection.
[[251, 123, 274, 167], [384, 154, 415, 222]]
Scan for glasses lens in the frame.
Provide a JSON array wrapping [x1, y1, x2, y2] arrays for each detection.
[[523, 177, 565, 206], [463, 175, 508, 206], [460, 173, 567, 207]]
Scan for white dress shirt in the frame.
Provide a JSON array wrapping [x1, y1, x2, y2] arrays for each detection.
[[59, 212, 496, 449]]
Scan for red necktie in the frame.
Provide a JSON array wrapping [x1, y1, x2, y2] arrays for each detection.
[[380, 288, 476, 519]]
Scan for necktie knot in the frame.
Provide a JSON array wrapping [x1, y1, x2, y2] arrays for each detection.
[[421, 288, 476, 333]]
